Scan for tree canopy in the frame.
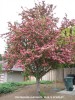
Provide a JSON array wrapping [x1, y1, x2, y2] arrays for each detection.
[[2, 1, 75, 95], [3, 1, 75, 78]]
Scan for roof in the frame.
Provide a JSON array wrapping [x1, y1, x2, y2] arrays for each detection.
[[0, 61, 23, 72]]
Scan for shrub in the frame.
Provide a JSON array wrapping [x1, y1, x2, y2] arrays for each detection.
[[40, 80, 53, 84], [0, 82, 22, 94], [0, 86, 12, 94], [9, 82, 22, 87]]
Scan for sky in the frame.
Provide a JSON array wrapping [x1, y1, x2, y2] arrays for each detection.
[[0, 0, 75, 54]]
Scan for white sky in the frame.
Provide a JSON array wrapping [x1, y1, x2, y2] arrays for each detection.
[[0, 0, 75, 54]]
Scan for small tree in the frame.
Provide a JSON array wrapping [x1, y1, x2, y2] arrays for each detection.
[[2, 1, 75, 95]]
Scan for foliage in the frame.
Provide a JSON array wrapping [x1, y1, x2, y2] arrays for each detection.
[[19, 81, 36, 85], [40, 80, 53, 84], [0, 54, 2, 61], [21, 69, 30, 81], [0, 63, 2, 73], [0, 82, 22, 94], [0, 86, 12, 94]]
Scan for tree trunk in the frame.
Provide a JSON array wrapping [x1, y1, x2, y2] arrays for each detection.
[[36, 78, 40, 96]]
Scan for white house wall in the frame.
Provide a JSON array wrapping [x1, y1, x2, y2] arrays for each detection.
[[7, 71, 24, 82], [0, 72, 7, 83]]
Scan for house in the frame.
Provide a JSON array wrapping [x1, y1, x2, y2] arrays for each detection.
[[0, 61, 25, 83], [0, 61, 36, 83]]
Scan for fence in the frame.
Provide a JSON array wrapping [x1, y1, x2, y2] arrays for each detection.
[[30, 68, 75, 82]]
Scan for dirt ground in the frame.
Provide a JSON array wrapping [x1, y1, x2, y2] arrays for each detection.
[[0, 83, 75, 100]]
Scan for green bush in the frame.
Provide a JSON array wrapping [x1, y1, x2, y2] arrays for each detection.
[[0, 82, 23, 94], [20, 81, 36, 85], [0, 86, 12, 94], [9, 82, 22, 87], [40, 80, 53, 84]]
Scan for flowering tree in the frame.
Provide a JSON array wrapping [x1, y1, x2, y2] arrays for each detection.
[[2, 1, 75, 95]]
